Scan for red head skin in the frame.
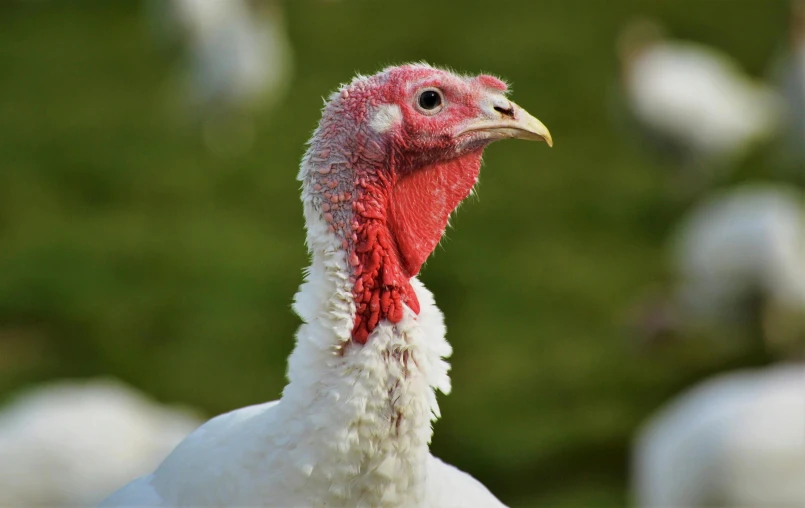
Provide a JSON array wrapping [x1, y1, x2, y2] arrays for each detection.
[[301, 64, 524, 344]]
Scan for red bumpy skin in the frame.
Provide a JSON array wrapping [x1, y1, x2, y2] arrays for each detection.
[[302, 65, 516, 343]]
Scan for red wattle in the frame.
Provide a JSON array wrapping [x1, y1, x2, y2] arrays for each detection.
[[348, 150, 483, 344], [389, 150, 483, 276], [349, 215, 418, 344]]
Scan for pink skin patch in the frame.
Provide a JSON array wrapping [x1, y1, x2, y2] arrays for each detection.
[[304, 65, 508, 344], [476, 75, 508, 92]]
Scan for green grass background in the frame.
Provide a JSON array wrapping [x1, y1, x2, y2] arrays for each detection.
[[0, 1, 788, 505]]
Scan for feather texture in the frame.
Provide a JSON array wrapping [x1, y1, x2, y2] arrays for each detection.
[[99, 64, 543, 507], [0, 378, 200, 507], [632, 364, 805, 507]]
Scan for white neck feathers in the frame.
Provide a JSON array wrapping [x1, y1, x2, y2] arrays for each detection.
[[272, 190, 452, 505]]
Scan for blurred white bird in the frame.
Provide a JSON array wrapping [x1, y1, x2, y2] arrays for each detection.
[[146, 0, 294, 156], [0, 378, 201, 507], [617, 19, 782, 188], [670, 183, 805, 352], [632, 363, 805, 507]]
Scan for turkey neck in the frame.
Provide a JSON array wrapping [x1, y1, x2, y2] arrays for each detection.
[[269, 135, 453, 504]]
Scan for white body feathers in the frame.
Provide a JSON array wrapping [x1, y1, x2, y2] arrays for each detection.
[[671, 183, 805, 331], [625, 42, 781, 171], [166, 0, 293, 114], [102, 273, 504, 507], [0, 378, 200, 507], [632, 363, 805, 507], [634, 185, 805, 507], [100, 153, 506, 506]]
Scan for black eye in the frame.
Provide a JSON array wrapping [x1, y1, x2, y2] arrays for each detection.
[[418, 90, 442, 110]]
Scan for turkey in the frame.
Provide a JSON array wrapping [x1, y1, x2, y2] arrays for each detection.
[[101, 63, 553, 507], [616, 18, 781, 189], [632, 363, 805, 507], [0, 378, 201, 507], [146, 0, 294, 156], [631, 184, 805, 506], [632, 183, 805, 354], [670, 183, 805, 352]]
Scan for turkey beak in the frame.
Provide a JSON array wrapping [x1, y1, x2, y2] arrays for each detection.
[[458, 98, 553, 147]]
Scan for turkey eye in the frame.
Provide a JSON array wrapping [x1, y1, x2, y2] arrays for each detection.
[[418, 90, 442, 111]]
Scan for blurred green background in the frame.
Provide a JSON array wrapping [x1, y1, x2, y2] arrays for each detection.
[[0, 1, 788, 506]]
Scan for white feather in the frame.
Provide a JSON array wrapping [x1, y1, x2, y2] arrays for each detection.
[[0, 378, 200, 507], [101, 272, 504, 506], [623, 34, 782, 173], [101, 144, 505, 506], [632, 363, 805, 507], [168, 0, 293, 113], [369, 104, 403, 134], [671, 183, 805, 327]]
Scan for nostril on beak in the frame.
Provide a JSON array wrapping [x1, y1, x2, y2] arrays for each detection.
[[494, 104, 515, 118]]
